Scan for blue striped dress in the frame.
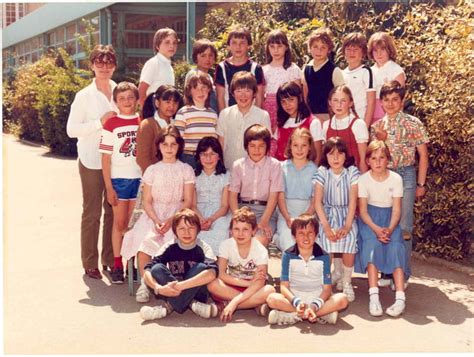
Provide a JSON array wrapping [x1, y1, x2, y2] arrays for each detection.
[[314, 165, 359, 253]]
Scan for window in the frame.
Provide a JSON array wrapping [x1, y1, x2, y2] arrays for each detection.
[[5, 3, 16, 26]]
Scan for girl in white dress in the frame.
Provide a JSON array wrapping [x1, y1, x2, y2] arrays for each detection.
[[121, 126, 194, 303]]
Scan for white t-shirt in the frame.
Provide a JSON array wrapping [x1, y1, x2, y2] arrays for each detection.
[[322, 114, 369, 143], [218, 238, 269, 280], [140, 52, 175, 96], [358, 170, 403, 208], [310, 118, 323, 142], [371, 60, 405, 98], [342, 65, 375, 120]]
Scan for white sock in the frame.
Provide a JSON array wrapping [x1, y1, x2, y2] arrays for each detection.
[[342, 264, 353, 284], [369, 287, 380, 303], [333, 257, 343, 276], [395, 291, 406, 305]]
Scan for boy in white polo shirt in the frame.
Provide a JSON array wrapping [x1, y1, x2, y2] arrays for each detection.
[[266, 214, 348, 325], [138, 28, 178, 108], [100, 82, 142, 284], [342, 32, 376, 127]]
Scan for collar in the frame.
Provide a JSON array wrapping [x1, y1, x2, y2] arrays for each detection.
[[156, 52, 171, 64], [246, 155, 268, 168], [176, 239, 198, 251], [117, 113, 138, 119], [285, 243, 325, 257], [310, 58, 329, 71]]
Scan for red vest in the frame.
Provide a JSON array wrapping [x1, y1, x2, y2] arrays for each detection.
[[326, 117, 360, 166], [274, 116, 313, 161]]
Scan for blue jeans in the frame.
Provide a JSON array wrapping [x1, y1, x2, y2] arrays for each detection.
[[392, 165, 416, 279], [150, 262, 209, 314]]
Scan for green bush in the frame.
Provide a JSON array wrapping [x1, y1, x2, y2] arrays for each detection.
[[199, 1, 473, 260], [5, 48, 89, 155]]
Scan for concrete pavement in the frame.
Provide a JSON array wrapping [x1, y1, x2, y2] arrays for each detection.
[[3, 134, 473, 353]]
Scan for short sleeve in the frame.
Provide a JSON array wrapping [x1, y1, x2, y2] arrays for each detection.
[[322, 254, 332, 285], [269, 159, 284, 193], [255, 241, 269, 265], [332, 67, 345, 86], [289, 64, 303, 82], [363, 67, 376, 91], [392, 172, 403, 198], [229, 161, 243, 193], [254, 64, 265, 85], [310, 118, 323, 142], [348, 165, 360, 185], [314, 166, 327, 187], [218, 238, 231, 259], [411, 118, 430, 146], [173, 109, 186, 137], [98, 128, 114, 154], [216, 110, 227, 137], [358, 174, 369, 198], [183, 163, 196, 184], [352, 119, 369, 143], [142, 165, 156, 186], [280, 252, 290, 282], [321, 120, 329, 142], [214, 63, 225, 87], [222, 171, 230, 186], [139, 57, 155, 84]]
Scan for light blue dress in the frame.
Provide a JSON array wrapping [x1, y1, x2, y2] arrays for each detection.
[[314, 165, 359, 253], [195, 171, 231, 254], [273, 160, 318, 252]]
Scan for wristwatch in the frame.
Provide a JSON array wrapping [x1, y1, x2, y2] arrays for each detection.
[[417, 182, 425, 188]]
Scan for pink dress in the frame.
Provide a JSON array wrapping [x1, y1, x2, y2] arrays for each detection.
[[121, 160, 195, 259]]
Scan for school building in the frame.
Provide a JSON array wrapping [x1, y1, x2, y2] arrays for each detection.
[[1, 2, 234, 77]]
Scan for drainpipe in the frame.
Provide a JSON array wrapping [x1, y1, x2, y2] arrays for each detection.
[[105, 8, 112, 45]]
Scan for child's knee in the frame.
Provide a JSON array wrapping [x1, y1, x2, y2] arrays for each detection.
[[114, 218, 129, 233], [266, 292, 281, 307], [263, 284, 276, 295], [333, 293, 349, 309]]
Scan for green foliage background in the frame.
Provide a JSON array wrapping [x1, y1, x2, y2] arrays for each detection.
[[3, 1, 472, 260]]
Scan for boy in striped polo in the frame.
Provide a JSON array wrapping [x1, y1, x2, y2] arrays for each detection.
[[266, 214, 348, 325]]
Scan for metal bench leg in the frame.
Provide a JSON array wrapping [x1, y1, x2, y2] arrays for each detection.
[[128, 258, 134, 296]]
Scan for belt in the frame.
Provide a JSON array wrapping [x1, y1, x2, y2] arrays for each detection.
[[239, 199, 267, 206]]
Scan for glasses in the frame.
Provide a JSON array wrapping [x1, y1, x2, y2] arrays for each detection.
[[199, 152, 218, 159], [93, 60, 115, 69]]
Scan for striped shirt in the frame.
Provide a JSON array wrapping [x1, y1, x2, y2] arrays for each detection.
[[174, 105, 218, 154]]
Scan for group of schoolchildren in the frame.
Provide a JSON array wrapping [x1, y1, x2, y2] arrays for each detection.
[[92, 24, 429, 326]]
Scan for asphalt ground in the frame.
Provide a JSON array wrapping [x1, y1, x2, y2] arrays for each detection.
[[3, 134, 473, 354]]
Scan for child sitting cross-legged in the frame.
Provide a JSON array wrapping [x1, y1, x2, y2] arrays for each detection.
[[207, 207, 276, 322], [140, 208, 219, 321], [266, 214, 348, 325]]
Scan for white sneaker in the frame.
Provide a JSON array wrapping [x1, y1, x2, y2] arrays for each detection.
[[316, 311, 338, 325], [140, 305, 167, 321], [190, 301, 212, 319], [332, 271, 343, 291], [135, 282, 150, 303], [210, 302, 219, 318], [369, 301, 383, 317], [342, 282, 355, 302], [268, 310, 302, 325], [386, 301, 405, 317], [378, 278, 392, 287], [390, 280, 409, 291]]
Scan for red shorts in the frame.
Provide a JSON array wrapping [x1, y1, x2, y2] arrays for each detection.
[[211, 284, 247, 303]]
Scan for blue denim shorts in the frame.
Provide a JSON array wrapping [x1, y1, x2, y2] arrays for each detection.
[[111, 178, 141, 200]]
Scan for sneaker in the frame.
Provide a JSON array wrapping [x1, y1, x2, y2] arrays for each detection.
[[268, 310, 302, 325], [385, 300, 406, 317], [255, 303, 270, 317], [390, 280, 409, 291], [332, 271, 343, 291], [190, 301, 212, 319], [316, 311, 338, 325], [135, 282, 150, 303], [140, 305, 167, 321], [210, 302, 219, 318], [342, 282, 355, 302], [110, 267, 124, 284], [369, 301, 383, 317]]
